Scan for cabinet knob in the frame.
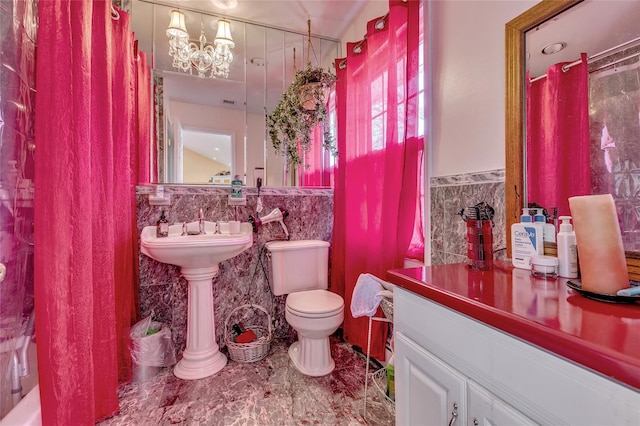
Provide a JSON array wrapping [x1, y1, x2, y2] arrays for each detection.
[[473, 418, 479, 426], [447, 402, 458, 426]]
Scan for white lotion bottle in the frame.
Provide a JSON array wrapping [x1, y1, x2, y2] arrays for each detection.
[[557, 216, 578, 278], [511, 208, 544, 270], [534, 209, 556, 243]]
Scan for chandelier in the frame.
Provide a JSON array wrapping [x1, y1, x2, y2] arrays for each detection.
[[166, 10, 234, 78]]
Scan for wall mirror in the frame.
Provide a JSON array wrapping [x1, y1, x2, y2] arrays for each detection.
[[131, 0, 340, 187], [505, 0, 640, 261]]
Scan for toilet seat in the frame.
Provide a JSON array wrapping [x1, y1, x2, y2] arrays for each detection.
[[286, 289, 344, 318]]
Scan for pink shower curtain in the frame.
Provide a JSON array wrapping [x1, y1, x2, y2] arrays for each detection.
[[527, 53, 590, 216], [332, 0, 423, 360], [34, 1, 150, 423]]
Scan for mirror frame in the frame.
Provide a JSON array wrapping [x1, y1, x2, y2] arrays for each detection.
[[504, 0, 581, 258]]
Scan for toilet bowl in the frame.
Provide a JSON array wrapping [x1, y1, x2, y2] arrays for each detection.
[[265, 240, 344, 376], [285, 289, 344, 376]]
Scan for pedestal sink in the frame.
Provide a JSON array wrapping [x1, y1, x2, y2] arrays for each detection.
[[140, 221, 253, 380]]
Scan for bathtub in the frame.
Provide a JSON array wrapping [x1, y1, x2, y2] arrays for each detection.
[[0, 384, 41, 426], [0, 342, 41, 426]]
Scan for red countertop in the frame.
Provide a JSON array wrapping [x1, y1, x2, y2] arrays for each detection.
[[387, 261, 640, 391]]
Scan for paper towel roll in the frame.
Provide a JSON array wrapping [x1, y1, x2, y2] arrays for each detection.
[[568, 194, 628, 295]]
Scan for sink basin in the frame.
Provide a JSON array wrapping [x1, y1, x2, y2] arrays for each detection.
[[139, 220, 253, 380], [141, 221, 253, 268]]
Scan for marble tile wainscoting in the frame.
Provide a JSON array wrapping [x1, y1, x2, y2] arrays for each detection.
[[136, 185, 334, 356], [430, 169, 507, 265]]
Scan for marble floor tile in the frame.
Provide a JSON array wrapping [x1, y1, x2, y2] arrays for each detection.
[[98, 338, 395, 426]]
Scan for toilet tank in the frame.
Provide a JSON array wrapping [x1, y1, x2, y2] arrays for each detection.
[[265, 240, 330, 296]]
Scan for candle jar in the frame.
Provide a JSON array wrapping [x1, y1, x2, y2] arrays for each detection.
[[530, 255, 559, 279], [466, 219, 493, 270]]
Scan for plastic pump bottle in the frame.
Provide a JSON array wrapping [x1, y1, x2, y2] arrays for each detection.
[[557, 216, 578, 278], [511, 208, 544, 270], [519, 208, 533, 224], [534, 209, 556, 243]]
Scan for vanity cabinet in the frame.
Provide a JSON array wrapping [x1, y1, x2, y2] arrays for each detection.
[[395, 331, 465, 425], [467, 380, 536, 426], [394, 285, 640, 425], [396, 332, 534, 426]]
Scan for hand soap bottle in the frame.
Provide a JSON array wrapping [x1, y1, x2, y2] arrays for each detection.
[[511, 208, 543, 270], [231, 175, 243, 199], [557, 216, 578, 278], [534, 209, 556, 243], [156, 210, 169, 237]]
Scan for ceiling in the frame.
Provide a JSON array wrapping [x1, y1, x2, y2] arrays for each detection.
[[526, 0, 640, 78]]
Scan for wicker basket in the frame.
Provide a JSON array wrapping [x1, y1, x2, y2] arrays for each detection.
[[224, 304, 273, 363], [380, 297, 394, 322]]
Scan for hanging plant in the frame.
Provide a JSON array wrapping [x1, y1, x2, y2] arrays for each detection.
[[266, 20, 338, 168]]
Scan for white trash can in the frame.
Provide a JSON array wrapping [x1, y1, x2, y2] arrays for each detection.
[[130, 316, 176, 382]]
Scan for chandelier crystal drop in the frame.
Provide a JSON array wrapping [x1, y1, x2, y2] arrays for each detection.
[[166, 10, 234, 78]]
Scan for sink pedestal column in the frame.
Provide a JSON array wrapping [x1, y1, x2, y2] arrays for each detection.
[[173, 265, 227, 380]]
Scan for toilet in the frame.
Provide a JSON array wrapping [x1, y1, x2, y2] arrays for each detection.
[[265, 240, 344, 376]]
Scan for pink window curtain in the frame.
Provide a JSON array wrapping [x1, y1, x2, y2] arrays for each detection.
[[299, 89, 336, 187], [332, 0, 423, 361], [526, 53, 590, 216], [33, 1, 148, 423]]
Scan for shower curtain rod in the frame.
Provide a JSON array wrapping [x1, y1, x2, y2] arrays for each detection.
[[529, 35, 640, 83]]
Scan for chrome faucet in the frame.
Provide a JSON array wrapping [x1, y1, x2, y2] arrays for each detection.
[[198, 208, 206, 235], [181, 209, 207, 236]]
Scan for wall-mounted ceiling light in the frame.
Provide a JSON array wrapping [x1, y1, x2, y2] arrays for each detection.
[[166, 10, 235, 78], [541, 42, 567, 55], [211, 0, 238, 10]]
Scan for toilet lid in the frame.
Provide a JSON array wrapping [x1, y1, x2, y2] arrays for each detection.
[[286, 290, 344, 318]]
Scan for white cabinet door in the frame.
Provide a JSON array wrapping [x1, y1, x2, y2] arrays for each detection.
[[467, 381, 537, 426], [395, 332, 466, 426]]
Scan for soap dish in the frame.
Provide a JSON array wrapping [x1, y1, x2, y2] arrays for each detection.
[[566, 280, 640, 304], [228, 195, 246, 206]]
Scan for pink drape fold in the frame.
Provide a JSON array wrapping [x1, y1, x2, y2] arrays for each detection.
[[137, 50, 153, 184], [332, 0, 423, 360], [300, 90, 336, 187], [34, 1, 147, 423], [527, 53, 590, 216]]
